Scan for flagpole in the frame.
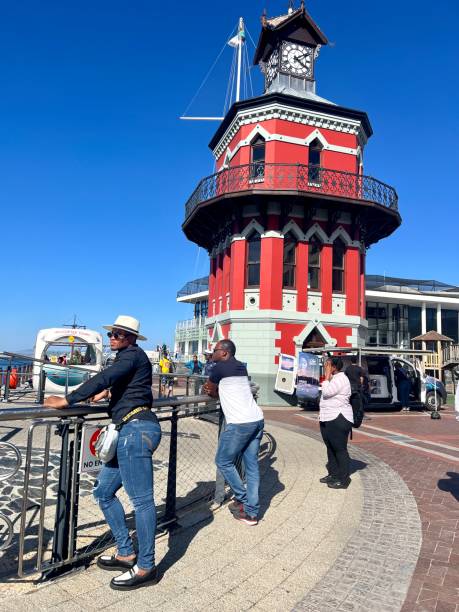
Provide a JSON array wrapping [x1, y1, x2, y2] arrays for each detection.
[[236, 17, 244, 103]]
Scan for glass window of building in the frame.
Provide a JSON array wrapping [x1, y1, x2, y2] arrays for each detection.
[[441, 309, 459, 343], [308, 237, 321, 290], [426, 308, 437, 332], [246, 233, 261, 287], [250, 135, 265, 179], [308, 138, 323, 183], [283, 233, 297, 289], [408, 306, 422, 339], [332, 238, 346, 293]]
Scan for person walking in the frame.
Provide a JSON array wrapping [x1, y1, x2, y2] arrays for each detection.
[[203, 339, 264, 526], [185, 354, 204, 375], [203, 348, 216, 377], [319, 357, 353, 489], [44, 315, 161, 591], [394, 361, 412, 412], [345, 355, 369, 413], [158, 351, 174, 397]]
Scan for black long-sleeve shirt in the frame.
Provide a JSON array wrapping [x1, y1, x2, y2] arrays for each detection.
[[66, 344, 157, 425]]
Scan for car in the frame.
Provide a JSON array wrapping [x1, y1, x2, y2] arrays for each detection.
[[296, 353, 447, 412]]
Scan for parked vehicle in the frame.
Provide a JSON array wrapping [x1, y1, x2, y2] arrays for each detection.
[[296, 352, 447, 411]]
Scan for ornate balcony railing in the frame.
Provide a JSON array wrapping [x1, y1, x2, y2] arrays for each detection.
[[184, 163, 398, 220]]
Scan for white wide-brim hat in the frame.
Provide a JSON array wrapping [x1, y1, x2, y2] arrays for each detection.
[[204, 349, 213, 355], [103, 315, 147, 341]]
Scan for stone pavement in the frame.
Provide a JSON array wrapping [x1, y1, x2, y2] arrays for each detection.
[[268, 406, 459, 612], [0, 421, 423, 611]]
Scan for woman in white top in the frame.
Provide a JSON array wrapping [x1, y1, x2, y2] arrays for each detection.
[[319, 357, 353, 489]]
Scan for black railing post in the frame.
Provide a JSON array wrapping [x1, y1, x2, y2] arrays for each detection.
[[45, 420, 82, 578], [47, 422, 72, 575], [36, 366, 46, 404], [3, 364, 11, 402], [214, 411, 226, 505], [164, 409, 179, 527]]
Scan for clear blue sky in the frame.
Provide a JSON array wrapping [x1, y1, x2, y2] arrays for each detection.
[[1, 0, 458, 351]]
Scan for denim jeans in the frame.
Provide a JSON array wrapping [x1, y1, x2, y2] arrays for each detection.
[[216, 420, 264, 517], [93, 419, 161, 570]]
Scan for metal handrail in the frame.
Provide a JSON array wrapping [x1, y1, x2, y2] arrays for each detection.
[[0, 394, 216, 421], [184, 162, 399, 220]]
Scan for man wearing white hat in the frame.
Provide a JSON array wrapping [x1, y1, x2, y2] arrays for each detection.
[[44, 315, 161, 590]]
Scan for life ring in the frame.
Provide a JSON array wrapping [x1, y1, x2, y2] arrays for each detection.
[[9, 368, 18, 390]]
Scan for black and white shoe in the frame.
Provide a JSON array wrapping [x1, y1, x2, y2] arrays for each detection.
[[327, 479, 351, 490], [110, 565, 159, 591], [319, 475, 337, 484], [97, 554, 136, 572]]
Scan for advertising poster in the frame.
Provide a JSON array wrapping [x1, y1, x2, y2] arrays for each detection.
[[296, 352, 321, 402]]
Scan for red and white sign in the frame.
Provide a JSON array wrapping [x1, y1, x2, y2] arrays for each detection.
[[79, 424, 104, 474]]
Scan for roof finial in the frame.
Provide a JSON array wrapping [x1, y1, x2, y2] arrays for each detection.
[[301, 0, 305, 11], [261, 8, 267, 26]]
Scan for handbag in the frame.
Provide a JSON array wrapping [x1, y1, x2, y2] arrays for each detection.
[[94, 423, 119, 463], [93, 406, 151, 463]]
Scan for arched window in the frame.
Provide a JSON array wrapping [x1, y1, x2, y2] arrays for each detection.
[[250, 134, 265, 180], [332, 237, 346, 293], [283, 232, 297, 289], [308, 236, 321, 290], [308, 138, 323, 184], [246, 233, 261, 287]]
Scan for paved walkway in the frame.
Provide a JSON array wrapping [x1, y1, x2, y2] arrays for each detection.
[[0, 421, 423, 611], [268, 407, 459, 612]]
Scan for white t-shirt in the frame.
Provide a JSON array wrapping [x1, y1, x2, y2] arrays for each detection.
[[209, 358, 263, 424]]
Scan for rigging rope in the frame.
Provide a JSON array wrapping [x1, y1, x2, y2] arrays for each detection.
[[181, 23, 237, 118]]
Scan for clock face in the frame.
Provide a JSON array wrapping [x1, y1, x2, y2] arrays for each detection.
[[266, 48, 279, 88], [281, 42, 313, 78]]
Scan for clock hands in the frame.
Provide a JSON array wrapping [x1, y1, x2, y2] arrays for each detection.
[[295, 53, 310, 69]]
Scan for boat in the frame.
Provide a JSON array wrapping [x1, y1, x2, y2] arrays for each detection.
[[33, 327, 103, 395]]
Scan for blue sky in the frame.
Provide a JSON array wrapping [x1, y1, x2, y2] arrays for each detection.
[[0, 0, 458, 351]]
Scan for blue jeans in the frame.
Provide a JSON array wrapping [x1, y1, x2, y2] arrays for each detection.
[[216, 420, 264, 517], [93, 419, 161, 570]]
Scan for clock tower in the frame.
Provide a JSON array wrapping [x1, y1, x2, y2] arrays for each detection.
[[181, 4, 401, 406], [254, 3, 328, 99]]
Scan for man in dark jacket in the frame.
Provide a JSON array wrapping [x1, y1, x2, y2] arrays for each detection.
[[45, 315, 161, 591]]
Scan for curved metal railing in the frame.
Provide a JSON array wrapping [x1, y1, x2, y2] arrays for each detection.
[[184, 163, 398, 220]]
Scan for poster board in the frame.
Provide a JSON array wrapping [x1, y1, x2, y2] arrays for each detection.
[[296, 352, 321, 402], [274, 354, 297, 395]]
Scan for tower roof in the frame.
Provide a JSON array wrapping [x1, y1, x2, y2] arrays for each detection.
[[253, 6, 328, 65]]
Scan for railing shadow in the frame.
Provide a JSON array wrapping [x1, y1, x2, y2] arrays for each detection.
[[156, 480, 215, 580]]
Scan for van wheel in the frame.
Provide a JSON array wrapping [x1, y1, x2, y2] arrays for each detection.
[[425, 391, 442, 411]]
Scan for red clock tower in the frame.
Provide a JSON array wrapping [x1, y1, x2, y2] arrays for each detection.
[[182, 5, 401, 405]]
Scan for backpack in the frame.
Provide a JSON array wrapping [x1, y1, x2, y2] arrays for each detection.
[[350, 391, 364, 428]]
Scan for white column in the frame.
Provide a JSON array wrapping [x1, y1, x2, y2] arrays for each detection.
[[421, 302, 426, 351], [436, 304, 442, 334]]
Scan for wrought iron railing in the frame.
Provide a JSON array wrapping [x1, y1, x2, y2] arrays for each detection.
[[0, 396, 224, 579], [184, 163, 398, 220]]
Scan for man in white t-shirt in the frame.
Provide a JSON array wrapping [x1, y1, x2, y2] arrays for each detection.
[[204, 339, 264, 526]]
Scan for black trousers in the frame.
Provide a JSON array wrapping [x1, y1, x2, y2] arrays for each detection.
[[320, 414, 352, 482]]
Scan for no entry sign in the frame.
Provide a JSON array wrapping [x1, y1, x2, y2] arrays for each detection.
[[79, 424, 104, 474]]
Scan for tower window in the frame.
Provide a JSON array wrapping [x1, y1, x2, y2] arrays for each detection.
[[308, 138, 323, 184], [308, 236, 321, 290], [250, 135, 265, 180], [246, 233, 261, 287], [283, 233, 297, 289], [332, 237, 346, 293]]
